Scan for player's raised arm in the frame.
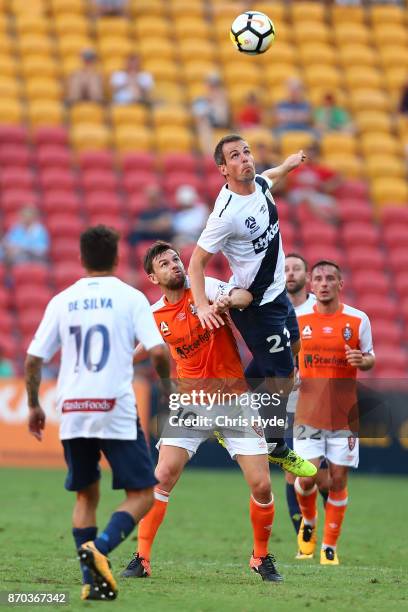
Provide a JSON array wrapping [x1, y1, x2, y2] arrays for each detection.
[[214, 288, 253, 314], [262, 150, 306, 189], [25, 354, 46, 441], [188, 246, 225, 330]]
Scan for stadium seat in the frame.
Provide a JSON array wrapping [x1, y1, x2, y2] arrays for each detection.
[[28, 100, 64, 127], [371, 178, 408, 206], [12, 263, 50, 286], [0, 144, 31, 167], [337, 200, 373, 224], [120, 152, 156, 173], [81, 169, 118, 193], [383, 224, 407, 250], [388, 248, 408, 273], [39, 168, 77, 192], [300, 222, 337, 247], [155, 127, 194, 153], [352, 271, 391, 297], [380, 206, 408, 226], [50, 237, 80, 264], [114, 126, 153, 152], [54, 15, 89, 37], [360, 133, 400, 157], [356, 295, 398, 321], [83, 192, 122, 216], [70, 124, 110, 151], [36, 146, 71, 170], [163, 172, 204, 200], [78, 150, 113, 171], [370, 5, 404, 26], [347, 246, 386, 272], [0, 98, 23, 124], [371, 345, 408, 375], [331, 5, 364, 24], [1, 189, 39, 213], [338, 44, 377, 67], [304, 245, 345, 268], [42, 191, 81, 216], [0, 168, 35, 191], [47, 215, 84, 239], [355, 111, 391, 134], [370, 319, 401, 346], [0, 311, 14, 335], [15, 286, 52, 312], [342, 223, 380, 248], [33, 126, 68, 147], [365, 156, 405, 180], [122, 170, 159, 195], [333, 22, 369, 45], [17, 309, 44, 337], [110, 105, 148, 128], [395, 274, 408, 300]]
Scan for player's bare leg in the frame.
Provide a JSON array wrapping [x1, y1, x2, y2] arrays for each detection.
[[122, 445, 189, 578], [237, 454, 283, 582]]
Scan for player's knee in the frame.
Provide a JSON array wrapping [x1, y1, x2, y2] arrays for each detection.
[[155, 461, 182, 491], [250, 476, 272, 504], [77, 483, 100, 508], [299, 476, 316, 491], [330, 476, 347, 492], [126, 487, 154, 516]]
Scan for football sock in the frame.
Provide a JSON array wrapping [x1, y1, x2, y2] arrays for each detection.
[[250, 494, 275, 558], [285, 483, 302, 533], [322, 488, 348, 549], [294, 478, 318, 525], [94, 511, 135, 556], [73, 526, 97, 584], [138, 488, 169, 560]]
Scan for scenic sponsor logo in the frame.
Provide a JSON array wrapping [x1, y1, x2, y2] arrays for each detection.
[[252, 220, 279, 253], [62, 398, 116, 413]]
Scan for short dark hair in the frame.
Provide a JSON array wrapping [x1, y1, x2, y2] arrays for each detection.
[[213, 134, 245, 166], [80, 225, 119, 271], [285, 252, 308, 271], [311, 259, 341, 278], [143, 241, 179, 275]]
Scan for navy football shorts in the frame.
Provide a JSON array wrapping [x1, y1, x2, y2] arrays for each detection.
[[62, 418, 157, 492], [230, 289, 298, 378]]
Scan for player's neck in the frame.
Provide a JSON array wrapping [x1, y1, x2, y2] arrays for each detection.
[[289, 290, 308, 308], [164, 288, 185, 304], [85, 269, 115, 277], [227, 178, 256, 196], [315, 298, 340, 315]]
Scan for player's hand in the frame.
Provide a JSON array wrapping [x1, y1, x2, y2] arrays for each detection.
[[284, 150, 306, 172], [213, 295, 232, 314], [28, 405, 46, 441], [344, 344, 364, 367], [197, 303, 225, 330]]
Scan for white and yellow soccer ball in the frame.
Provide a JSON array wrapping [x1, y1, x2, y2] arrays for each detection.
[[230, 11, 275, 55]]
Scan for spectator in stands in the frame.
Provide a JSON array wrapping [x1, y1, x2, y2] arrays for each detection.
[[254, 141, 280, 173], [66, 48, 104, 104], [3, 206, 49, 264], [235, 92, 264, 130], [127, 185, 173, 247], [92, 0, 128, 16], [0, 345, 14, 378], [110, 54, 154, 105], [314, 92, 352, 134], [172, 185, 208, 247], [192, 72, 231, 153], [286, 143, 342, 223], [274, 77, 313, 135]]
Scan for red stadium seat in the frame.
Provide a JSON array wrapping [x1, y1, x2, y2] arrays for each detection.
[[14, 285, 52, 311], [161, 152, 198, 174], [12, 263, 50, 287], [347, 246, 386, 271], [388, 248, 408, 272], [53, 263, 83, 291], [0, 144, 31, 167], [342, 222, 380, 248], [83, 192, 122, 216], [122, 170, 160, 195], [162, 172, 204, 199], [39, 168, 77, 192], [127, 193, 148, 215], [351, 271, 391, 297], [50, 237, 80, 264], [33, 126, 68, 147], [395, 273, 408, 300], [78, 150, 114, 171], [336, 179, 368, 200], [304, 245, 345, 268], [81, 169, 118, 193], [0, 311, 14, 334], [0, 334, 21, 361], [279, 220, 296, 245], [36, 146, 71, 170], [275, 198, 291, 221], [42, 191, 82, 216], [372, 344, 408, 375], [356, 295, 399, 320], [370, 319, 401, 345], [383, 224, 407, 249], [300, 222, 337, 246], [88, 214, 126, 234], [380, 206, 408, 226], [17, 309, 44, 336], [46, 216, 85, 239], [1, 189, 39, 213], [337, 200, 373, 223], [121, 152, 155, 173], [205, 173, 225, 203], [0, 125, 28, 144], [0, 167, 35, 191]]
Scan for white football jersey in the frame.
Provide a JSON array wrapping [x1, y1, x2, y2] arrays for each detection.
[[197, 175, 286, 306], [27, 276, 164, 440], [294, 293, 317, 316]]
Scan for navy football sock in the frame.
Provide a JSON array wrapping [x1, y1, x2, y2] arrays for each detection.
[[73, 526, 97, 584], [286, 483, 302, 534], [94, 511, 135, 556]]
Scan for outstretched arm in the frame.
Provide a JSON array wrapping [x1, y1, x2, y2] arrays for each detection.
[[262, 150, 306, 189], [188, 246, 225, 330], [213, 288, 253, 314]]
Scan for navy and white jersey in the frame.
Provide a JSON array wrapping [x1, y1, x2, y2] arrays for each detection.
[[197, 175, 285, 306], [294, 293, 317, 316]]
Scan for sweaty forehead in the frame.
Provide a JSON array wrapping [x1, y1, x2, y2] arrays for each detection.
[[312, 265, 338, 278]]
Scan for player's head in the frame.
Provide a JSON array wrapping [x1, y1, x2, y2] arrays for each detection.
[[144, 241, 186, 290], [285, 253, 309, 295], [311, 260, 343, 304], [214, 134, 255, 182], [80, 225, 119, 272]]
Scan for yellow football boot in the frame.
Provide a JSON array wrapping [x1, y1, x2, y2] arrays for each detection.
[[297, 518, 317, 557], [320, 547, 339, 565]]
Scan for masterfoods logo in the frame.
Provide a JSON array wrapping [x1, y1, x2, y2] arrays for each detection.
[[252, 220, 279, 253]]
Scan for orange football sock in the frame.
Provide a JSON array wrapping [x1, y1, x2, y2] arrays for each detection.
[[294, 478, 318, 525], [137, 488, 169, 560], [322, 488, 348, 549], [250, 495, 275, 558]]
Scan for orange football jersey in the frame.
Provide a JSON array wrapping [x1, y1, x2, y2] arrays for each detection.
[[296, 303, 374, 431], [152, 279, 247, 395]]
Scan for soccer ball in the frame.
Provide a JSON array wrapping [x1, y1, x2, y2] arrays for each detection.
[[230, 11, 275, 55]]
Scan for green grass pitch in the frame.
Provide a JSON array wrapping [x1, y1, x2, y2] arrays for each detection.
[[1, 467, 407, 611]]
